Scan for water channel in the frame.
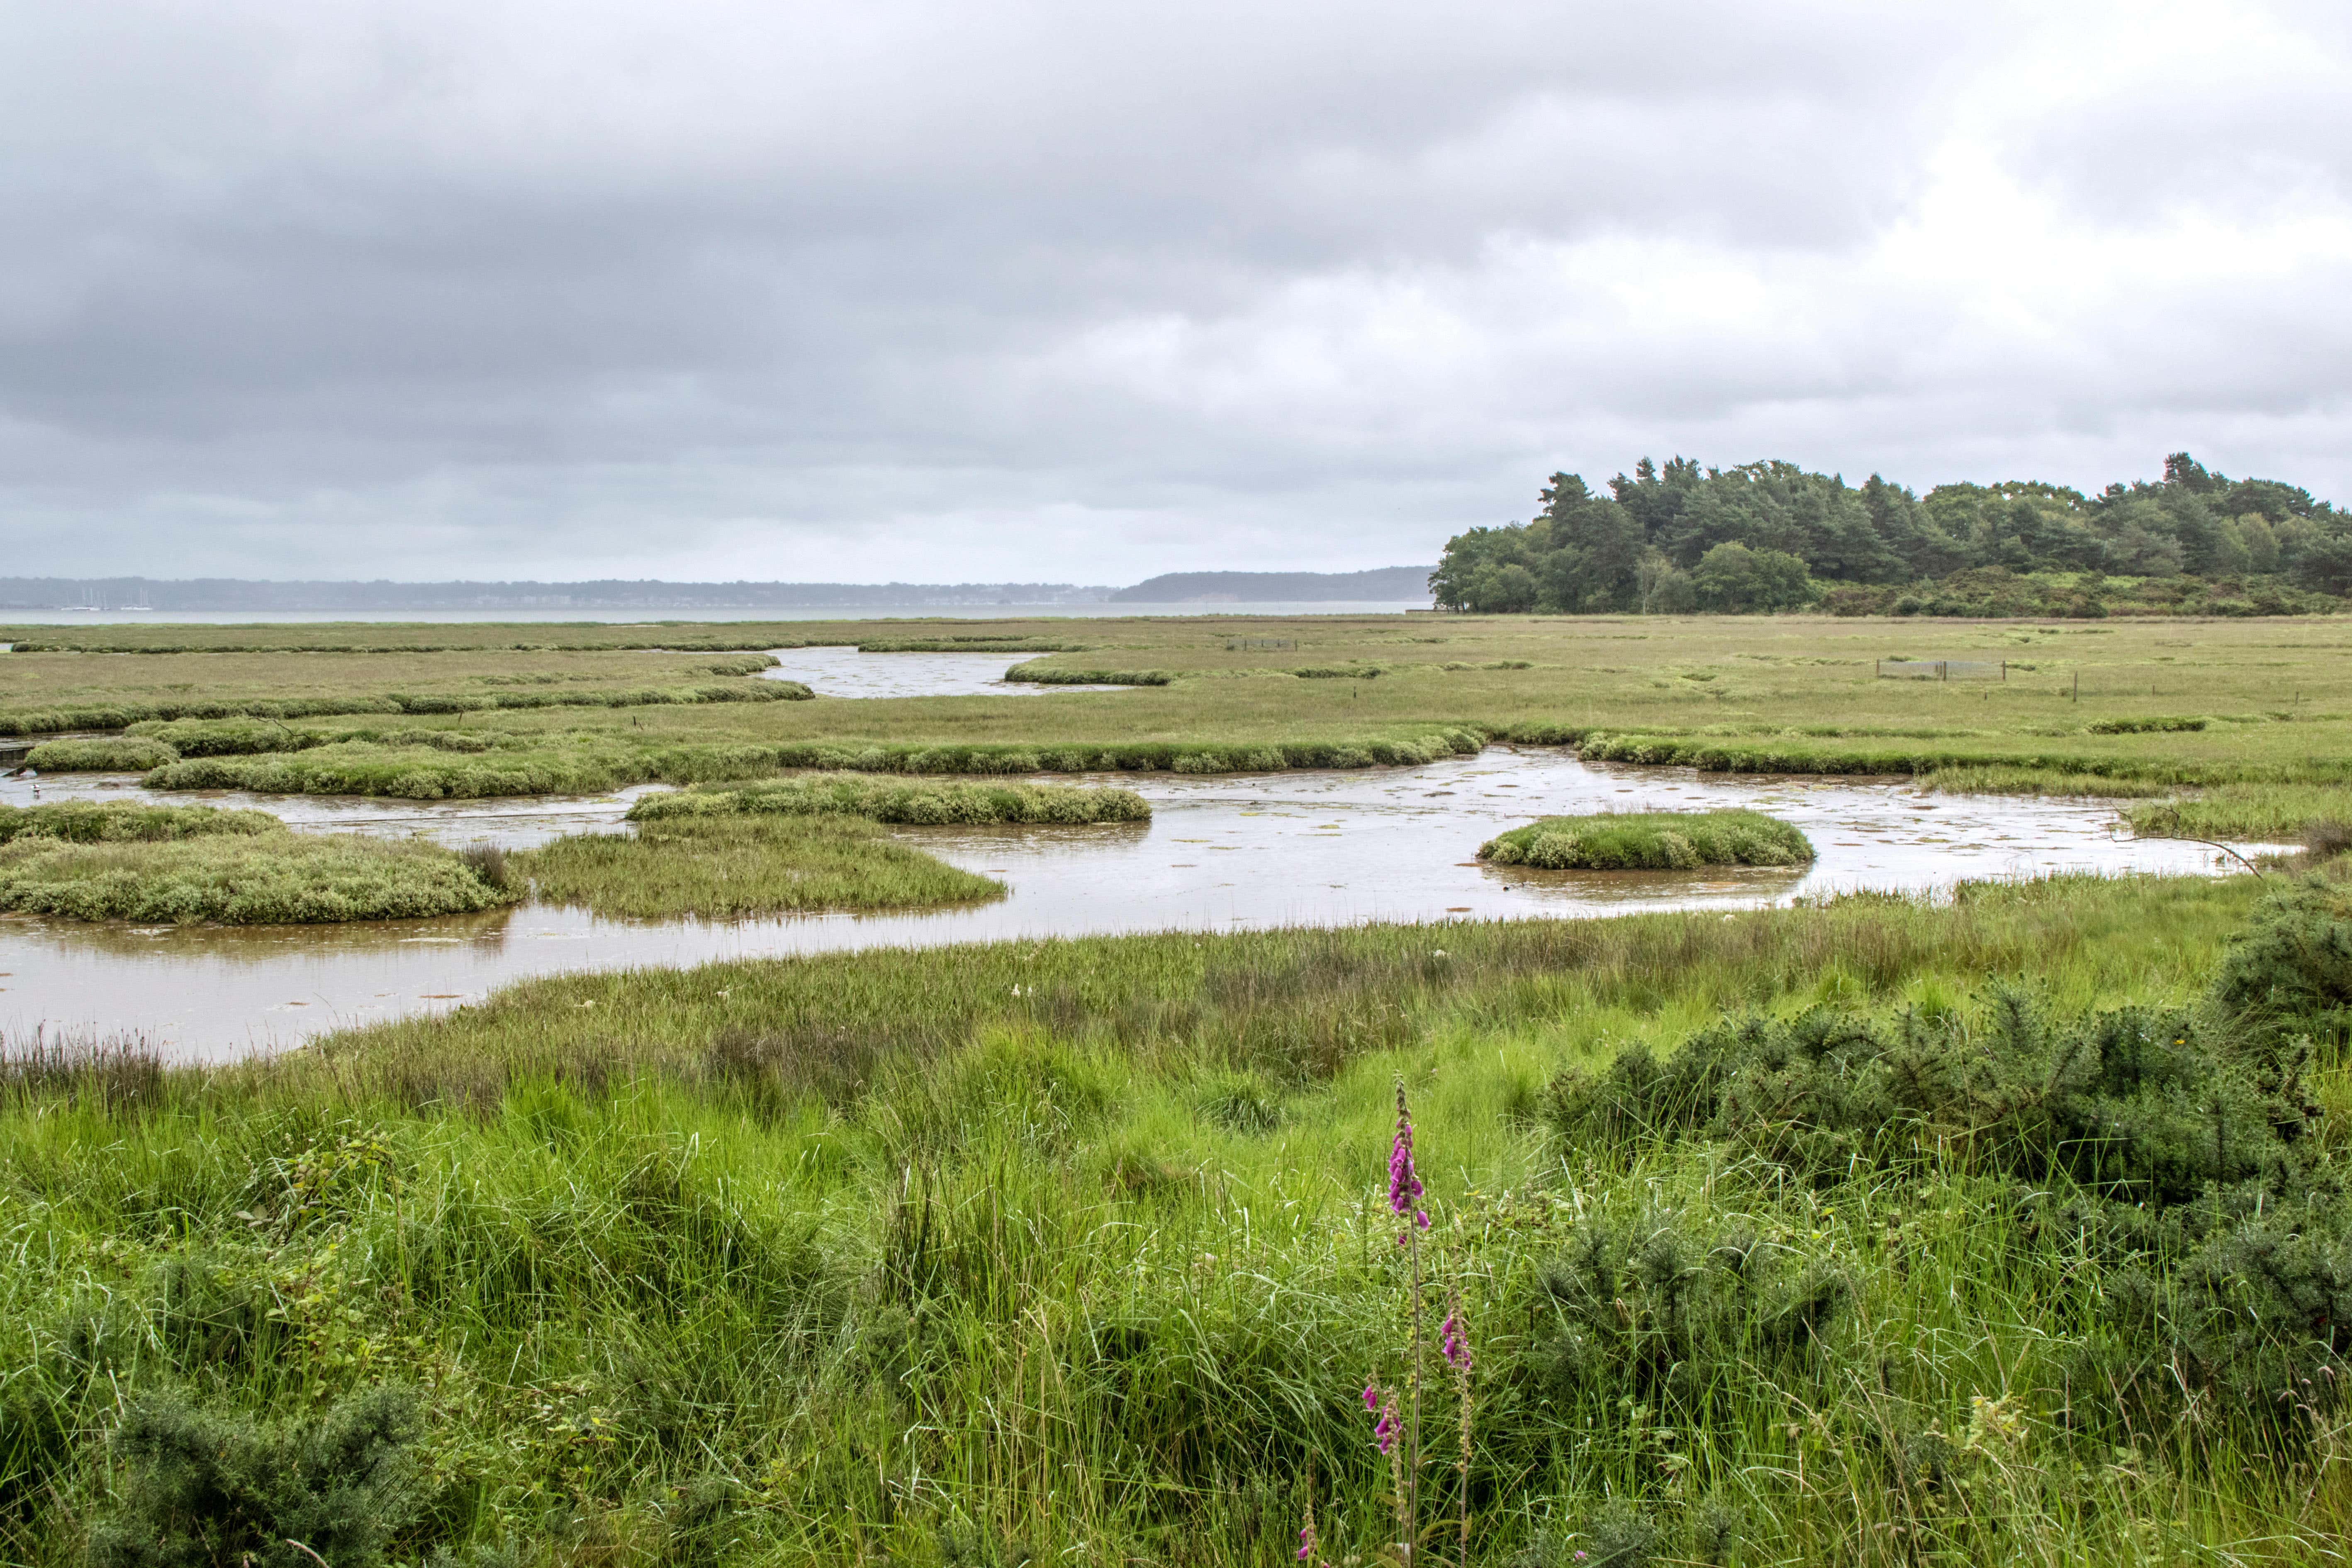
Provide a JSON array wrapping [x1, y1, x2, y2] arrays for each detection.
[[0, 746, 2260, 1061]]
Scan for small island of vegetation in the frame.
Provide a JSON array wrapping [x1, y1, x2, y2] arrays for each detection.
[[1479, 808, 1815, 870], [0, 801, 513, 924]]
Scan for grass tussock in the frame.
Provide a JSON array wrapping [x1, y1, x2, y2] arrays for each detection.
[[1920, 764, 2175, 798], [1002, 660, 1174, 686], [631, 773, 1152, 825], [2128, 782, 2352, 842], [511, 814, 1005, 919], [5, 873, 2348, 1564], [0, 800, 285, 843], [0, 831, 514, 924], [1480, 808, 1814, 870], [22, 736, 180, 771]]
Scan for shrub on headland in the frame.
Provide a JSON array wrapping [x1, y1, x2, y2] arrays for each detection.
[[1481, 809, 1814, 870], [631, 774, 1151, 826]]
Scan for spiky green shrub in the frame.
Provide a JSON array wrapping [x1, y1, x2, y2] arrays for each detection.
[[631, 775, 1152, 826], [1481, 811, 1814, 871], [2208, 874, 2352, 1051], [1543, 989, 2305, 1200], [87, 1385, 426, 1568]]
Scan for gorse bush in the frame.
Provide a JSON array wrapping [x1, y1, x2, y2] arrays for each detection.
[[1543, 989, 2308, 1200], [2208, 873, 2352, 1052], [631, 774, 1152, 826], [1480, 810, 1814, 871], [88, 1385, 426, 1568]]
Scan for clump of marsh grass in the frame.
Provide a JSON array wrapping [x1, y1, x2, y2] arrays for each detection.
[[0, 832, 516, 923], [22, 736, 180, 771], [1479, 810, 1812, 871], [631, 774, 1151, 826], [511, 814, 1004, 920], [0, 800, 284, 844]]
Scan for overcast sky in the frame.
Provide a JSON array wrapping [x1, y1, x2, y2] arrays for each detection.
[[2, 1, 2347, 584]]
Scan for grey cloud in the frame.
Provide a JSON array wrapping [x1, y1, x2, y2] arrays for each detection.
[[0, 0, 2343, 581]]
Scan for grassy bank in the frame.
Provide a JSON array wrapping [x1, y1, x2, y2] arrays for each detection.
[[632, 774, 1151, 825], [511, 815, 1004, 920], [0, 801, 283, 844], [0, 832, 513, 923], [21, 737, 180, 771], [10, 872, 2350, 1565], [1478, 809, 1814, 869]]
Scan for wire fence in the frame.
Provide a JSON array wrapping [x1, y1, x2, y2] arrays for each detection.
[[1876, 659, 2008, 681]]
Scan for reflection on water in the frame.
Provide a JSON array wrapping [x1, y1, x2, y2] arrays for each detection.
[[0, 749, 2265, 1061]]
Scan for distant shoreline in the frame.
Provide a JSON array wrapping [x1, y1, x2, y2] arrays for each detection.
[[0, 601, 1434, 628]]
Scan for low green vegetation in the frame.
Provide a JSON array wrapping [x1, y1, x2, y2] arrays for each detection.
[[632, 774, 1152, 825], [2125, 783, 2352, 843], [9, 872, 2352, 1564], [1479, 808, 1814, 869], [511, 814, 1004, 920], [21, 736, 180, 771], [0, 647, 805, 734], [1003, 660, 1174, 685], [0, 830, 512, 924], [0, 800, 284, 844]]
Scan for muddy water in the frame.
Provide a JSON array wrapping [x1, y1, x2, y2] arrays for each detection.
[[0, 751, 2263, 1060], [759, 646, 1125, 697]]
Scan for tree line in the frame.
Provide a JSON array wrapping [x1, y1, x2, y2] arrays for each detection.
[[1429, 453, 2352, 615]]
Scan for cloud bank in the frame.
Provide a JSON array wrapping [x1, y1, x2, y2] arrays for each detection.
[[1, 0, 2345, 580]]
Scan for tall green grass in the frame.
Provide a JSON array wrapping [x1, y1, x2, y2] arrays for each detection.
[[1479, 809, 1813, 869], [5, 873, 2343, 1564], [511, 815, 1005, 919]]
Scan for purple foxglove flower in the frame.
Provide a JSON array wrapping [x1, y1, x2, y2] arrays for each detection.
[[1364, 1381, 1380, 1410]]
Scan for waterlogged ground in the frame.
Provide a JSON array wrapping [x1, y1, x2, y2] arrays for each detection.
[[0, 749, 2269, 1059]]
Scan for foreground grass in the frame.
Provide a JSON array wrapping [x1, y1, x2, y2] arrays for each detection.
[[0, 832, 512, 923], [1478, 809, 1813, 870], [511, 815, 1004, 920], [9, 872, 2346, 1566]]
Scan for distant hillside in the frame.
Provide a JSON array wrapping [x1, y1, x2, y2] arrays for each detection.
[[0, 578, 1116, 611], [1111, 567, 1434, 603]]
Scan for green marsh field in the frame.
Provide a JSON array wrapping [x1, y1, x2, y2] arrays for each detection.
[[2, 612, 2352, 1565]]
